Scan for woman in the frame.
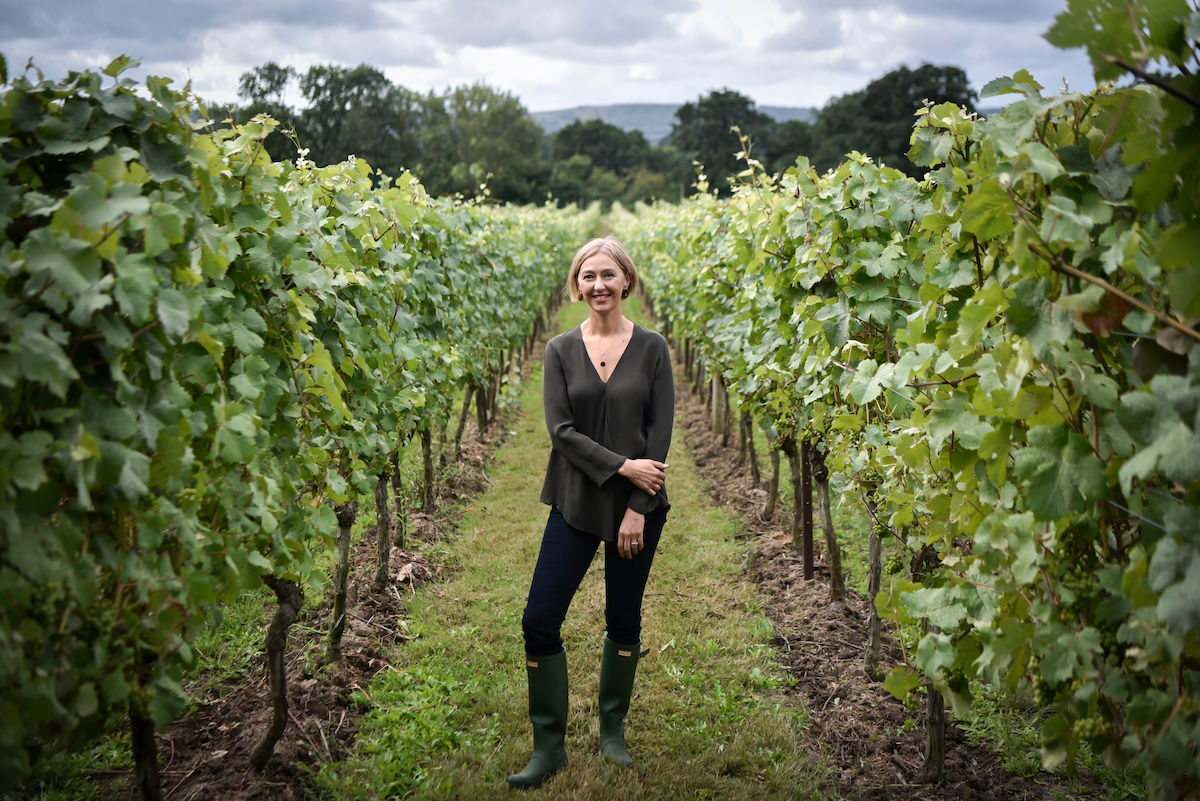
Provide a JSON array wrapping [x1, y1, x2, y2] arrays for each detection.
[[507, 237, 674, 789]]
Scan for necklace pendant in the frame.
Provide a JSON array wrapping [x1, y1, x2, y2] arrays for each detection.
[[600, 361, 606, 367]]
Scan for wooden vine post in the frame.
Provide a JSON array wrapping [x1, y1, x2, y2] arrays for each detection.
[[924, 677, 947, 784], [373, 472, 392, 592], [450, 384, 473, 464], [812, 448, 844, 604], [864, 485, 883, 681], [780, 436, 814, 578], [421, 428, 435, 514], [129, 693, 163, 801], [325, 501, 359, 663], [475, 382, 489, 440], [764, 429, 781, 519], [800, 440, 814, 580], [711, 374, 729, 446], [390, 450, 406, 550], [250, 576, 305, 770], [740, 411, 761, 487]]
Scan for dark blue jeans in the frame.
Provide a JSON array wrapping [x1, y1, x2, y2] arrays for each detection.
[[521, 508, 667, 657]]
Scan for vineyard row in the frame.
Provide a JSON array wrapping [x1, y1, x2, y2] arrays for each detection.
[[0, 57, 590, 796], [614, 35, 1199, 797]]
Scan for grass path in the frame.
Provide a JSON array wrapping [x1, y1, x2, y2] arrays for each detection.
[[319, 300, 827, 800]]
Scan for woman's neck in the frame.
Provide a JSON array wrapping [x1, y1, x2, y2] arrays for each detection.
[[583, 309, 629, 337]]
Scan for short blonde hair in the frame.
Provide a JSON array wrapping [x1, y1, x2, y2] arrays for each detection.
[[566, 237, 639, 302]]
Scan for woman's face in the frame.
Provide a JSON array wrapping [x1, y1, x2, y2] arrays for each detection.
[[577, 253, 629, 313]]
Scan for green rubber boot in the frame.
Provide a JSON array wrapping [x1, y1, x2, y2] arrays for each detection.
[[598, 636, 640, 767], [506, 649, 568, 789]]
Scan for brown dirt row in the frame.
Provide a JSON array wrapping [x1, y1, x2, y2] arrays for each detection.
[[672, 370, 1106, 801]]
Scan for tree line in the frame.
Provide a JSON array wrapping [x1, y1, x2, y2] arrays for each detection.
[[232, 61, 977, 205]]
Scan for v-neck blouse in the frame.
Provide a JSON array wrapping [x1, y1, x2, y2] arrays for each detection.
[[539, 322, 675, 542]]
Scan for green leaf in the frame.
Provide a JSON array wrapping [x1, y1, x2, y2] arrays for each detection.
[[915, 632, 957, 677], [960, 179, 1014, 240], [1013, 427, 1107, 519], [1008, 277, 1074, 359], [926, 395, 994, 452], [1040, 193, 1093, 244], [73, 683, 99, 718], [24, 228, 101, 296], [903, 587, 967, 630], [148, 674, 187, 730], [156, 288, 190, 339], [102, 55, 139, 77], [214, 422, 256, 464], [1166, 264, 1200, 317], [1040, 713, 1070, 771], [883, 665, 922, 701], [11, 456, 48, 490], [1018, 142, 1064, 184], [846, 359, 883, 405], [816, 297, 849, 349], [102, 669, 131, 705], [15, 314, 79, 397], [980, 70, 1043, 99], [117, 451, 150, 499]]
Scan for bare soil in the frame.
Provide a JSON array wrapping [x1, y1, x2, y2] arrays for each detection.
[[674, 373, 1106, 800]]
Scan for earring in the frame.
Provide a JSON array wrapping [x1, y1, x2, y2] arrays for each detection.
[[621, 288, 630, 299]]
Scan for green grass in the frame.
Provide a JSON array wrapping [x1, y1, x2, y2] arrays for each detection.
[[315, 297, 830, 799]]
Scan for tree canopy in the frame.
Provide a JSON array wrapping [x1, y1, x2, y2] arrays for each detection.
[[548, 119, 682, 206], [417, 83, 548, 203], [232, 61, 981, 203], [298, 64, 422, 180], [665, 89, 774, 195], [809, 64, 978, 176]]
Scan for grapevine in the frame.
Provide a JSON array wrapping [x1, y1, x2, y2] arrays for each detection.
[[615, 3, 1200, 795], [0, 57, 587, 790]]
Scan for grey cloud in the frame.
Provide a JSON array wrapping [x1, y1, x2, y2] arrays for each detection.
[[415, 0, 697, 49], [0, 0, 389, 39], [773, 0, 1054, 25], [1, 0, 395, 67], [762, 11, 845, 52], [0, 0, 433, 100]]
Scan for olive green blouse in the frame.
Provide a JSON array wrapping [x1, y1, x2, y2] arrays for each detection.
[[539, 322, 674, 542]]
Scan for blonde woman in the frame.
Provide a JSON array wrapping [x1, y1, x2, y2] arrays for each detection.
[[507, 237, 674, 789]]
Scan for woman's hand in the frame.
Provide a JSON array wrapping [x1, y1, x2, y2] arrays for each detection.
[[618, 458, 667, 496], [618, 507, 646, 559]]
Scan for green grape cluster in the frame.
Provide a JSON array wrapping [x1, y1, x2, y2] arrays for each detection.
[[884, 551, 906, 575], [1029, 655, 1054, 707], [1073, 716, 1113, 744], [1064, 580, 1097, 619], [1033, 678, 1053, 707]]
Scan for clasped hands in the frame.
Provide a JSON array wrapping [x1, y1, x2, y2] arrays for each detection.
[[616, 458, 668, 559], [619, 457, 667, 496]]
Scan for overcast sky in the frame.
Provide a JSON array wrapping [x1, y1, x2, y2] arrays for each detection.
[[1, 1, 1096, 112]]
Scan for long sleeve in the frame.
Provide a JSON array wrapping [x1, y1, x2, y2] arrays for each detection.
[[543, 340, 627, 485], [626, 337, 674, 514]]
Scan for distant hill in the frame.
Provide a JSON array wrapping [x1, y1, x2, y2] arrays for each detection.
[[531, 103, 817, 145]]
